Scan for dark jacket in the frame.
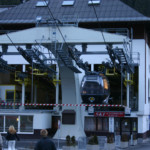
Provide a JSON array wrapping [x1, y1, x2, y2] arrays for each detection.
[[6, 132, 20, 141], [34, 137, 56, 150]]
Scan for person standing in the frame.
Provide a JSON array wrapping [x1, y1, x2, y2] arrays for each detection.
[[34, 129, 56, 150], [6, 125, 20, 150]]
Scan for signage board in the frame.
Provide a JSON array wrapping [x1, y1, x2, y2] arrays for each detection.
[[94, 111, 125, 117], [125, 107, 131, 116], [88, 106, 94, 115]]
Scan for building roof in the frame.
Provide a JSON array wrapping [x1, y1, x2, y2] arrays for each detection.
[[0, 0, 150, 24]]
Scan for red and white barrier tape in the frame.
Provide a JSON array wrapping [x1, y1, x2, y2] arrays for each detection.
[[0, 103, 124, 107]]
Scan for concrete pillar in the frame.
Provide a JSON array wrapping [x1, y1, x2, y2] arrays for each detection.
[[53, 66, 86, 139]]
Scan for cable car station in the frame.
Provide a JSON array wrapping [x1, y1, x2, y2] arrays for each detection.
[[0, 0, 149, 146]]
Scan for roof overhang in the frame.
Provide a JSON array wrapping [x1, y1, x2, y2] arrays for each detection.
[[0, 26, 127, 45]]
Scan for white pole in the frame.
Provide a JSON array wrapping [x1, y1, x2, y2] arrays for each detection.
[[21, 64, 26, 109], [56, 64, 59, 104], [127, 73, 130, 107], [57, 120, 61, 150]]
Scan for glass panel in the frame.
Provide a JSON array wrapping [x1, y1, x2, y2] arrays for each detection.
[[122, 118, 130, 132], [6, 91, 14, 102], [97, 118, 102, 131], [5, 116, 18, 132], [20, 116, 33, 132], [132, 118, 137, 132], [114, 118, 120, 132], [103, 118, 109, 131], [0, 116, 4, 132], [84, 117, 96, 131]]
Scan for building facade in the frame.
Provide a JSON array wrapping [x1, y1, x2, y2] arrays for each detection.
[[0, 0, 149, 141]]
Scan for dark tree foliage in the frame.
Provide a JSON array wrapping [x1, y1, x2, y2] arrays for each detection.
[[0, 0, 29, 5], [121, 0, 150, 17]]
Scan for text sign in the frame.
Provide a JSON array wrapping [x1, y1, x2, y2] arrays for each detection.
[[94, 111, 125, 117]]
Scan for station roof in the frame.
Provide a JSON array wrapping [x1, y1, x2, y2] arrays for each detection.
[[0, 0, 149, 24]]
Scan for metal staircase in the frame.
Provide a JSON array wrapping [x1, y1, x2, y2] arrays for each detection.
[[56, 48, 82, 73], [17, 47, 56, 75], [107, 44, 135, 74]]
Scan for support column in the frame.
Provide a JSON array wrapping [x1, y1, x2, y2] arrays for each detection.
[[109, 117, 114, 133], [53, 66, 86, 139], [20, 64, 26, 110], [56, 64, 59, 104], [34, 85, 37, 104], [127, 73, 130, 107], [91, 64, 94, 71]]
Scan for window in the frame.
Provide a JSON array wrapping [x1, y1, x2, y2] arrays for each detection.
[[0, 116, 4, 132], [62, 0, 75, 6], [97, 117, 109, 131], [84, 117, 108, 131], [62, 110, 75, 124], [20, 116, 33, 132], [85, 117, 96, 131], [6, 90, 14, 102], [88, 0, 101, 5], [36, 1, 48, 7], [0, 115, 33, 133], [6, 116, 18, 131]]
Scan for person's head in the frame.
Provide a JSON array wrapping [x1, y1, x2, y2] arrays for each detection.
[[8, 125, 16, 134], [40, 129, 48, 137]]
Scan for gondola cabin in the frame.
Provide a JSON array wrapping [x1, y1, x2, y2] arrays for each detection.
[[80, 73, 110, 104]]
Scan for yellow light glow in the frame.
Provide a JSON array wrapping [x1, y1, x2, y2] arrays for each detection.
[[16, 118, 19, 122], [103, 79, 108, 90]]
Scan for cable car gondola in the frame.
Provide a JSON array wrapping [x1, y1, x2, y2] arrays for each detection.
[[80, 72, 110, 104]]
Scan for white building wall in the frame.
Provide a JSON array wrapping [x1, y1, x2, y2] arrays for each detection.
[[33, 113, 52, 129], [0, 85, 15, 101], [133, 39, 150, 133], [133, 40, 146, 113]]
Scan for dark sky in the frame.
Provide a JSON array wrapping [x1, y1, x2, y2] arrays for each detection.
[[121, 0, 150, 17]]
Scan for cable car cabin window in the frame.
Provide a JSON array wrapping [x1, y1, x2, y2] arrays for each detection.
[[103, 78, 109, 90], [62, 110, 75, 124], [87, 76, 98, 80], [82, 81, 103, 94]]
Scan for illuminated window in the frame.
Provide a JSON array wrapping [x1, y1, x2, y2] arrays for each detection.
[[103, 79, 108, 90], [62, 0, 75, 6], [88, 0, 101, 5]]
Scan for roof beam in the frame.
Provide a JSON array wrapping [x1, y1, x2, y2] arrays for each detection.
[[0, 26, 127, 45]]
